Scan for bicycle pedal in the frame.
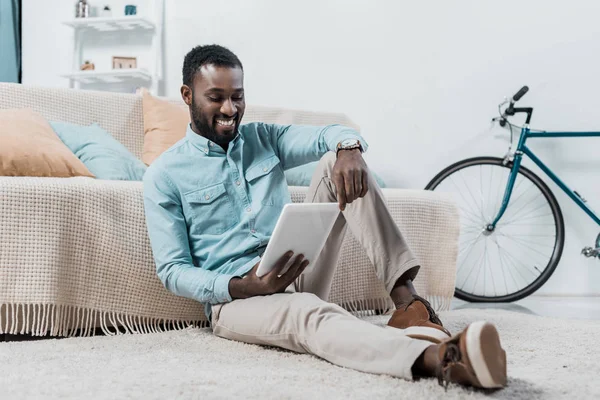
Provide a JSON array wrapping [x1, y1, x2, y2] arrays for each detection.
[[581, 247, 600, 258]]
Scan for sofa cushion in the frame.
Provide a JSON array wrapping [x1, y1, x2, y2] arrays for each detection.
[[0, 109, 94, 178], [141, 89, 189, 165], [285, 162, 387, 188], [50, 121, 147, 181]]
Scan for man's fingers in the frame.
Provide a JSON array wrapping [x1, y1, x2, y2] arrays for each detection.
[[265, 250, 294, 279], [277, 254, 304, 292], [360, 170, 369, 197], [354, 171, 362, 200], [296, 260, 309, 279], [335, 175, 347, 211], [344, 172, 355, 204], [280, 256, 309, 290], [290, 260, 309, 286], [282, 254, 304, 279]]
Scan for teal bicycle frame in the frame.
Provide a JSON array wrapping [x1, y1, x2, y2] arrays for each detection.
[[489, 127, 600, 229]]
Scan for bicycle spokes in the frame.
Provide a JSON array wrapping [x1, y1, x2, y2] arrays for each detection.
[[426, 157, 563, 302]]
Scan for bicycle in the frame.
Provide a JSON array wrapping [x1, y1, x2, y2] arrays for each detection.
[[425, 86, 600, 302]]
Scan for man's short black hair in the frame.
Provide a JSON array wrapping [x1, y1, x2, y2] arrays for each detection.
[[182, 44, 243, 87]]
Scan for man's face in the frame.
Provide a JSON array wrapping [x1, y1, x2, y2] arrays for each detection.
[[181, 65, 245, 148]]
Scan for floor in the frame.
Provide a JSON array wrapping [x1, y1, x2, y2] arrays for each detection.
[[451, 295, 600, 320], [5, 308, 598, 400]]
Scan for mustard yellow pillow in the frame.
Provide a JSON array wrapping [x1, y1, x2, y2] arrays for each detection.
[[141, 89, 190, 165], [0, 109, 94, 178]]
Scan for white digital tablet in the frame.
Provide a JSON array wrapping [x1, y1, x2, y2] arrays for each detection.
[[256, 203, 341, 278]]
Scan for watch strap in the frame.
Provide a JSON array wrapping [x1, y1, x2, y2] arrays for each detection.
[[336, 140, 363, 156]]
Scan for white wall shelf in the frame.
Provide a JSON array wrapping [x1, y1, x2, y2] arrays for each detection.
[[61, 68, 152, 84], [62, 16, 155, 32], [61, 0, 164, 94]]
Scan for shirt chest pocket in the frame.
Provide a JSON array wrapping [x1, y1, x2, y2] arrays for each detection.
[[183, 182, 237, 235], [245, 155, 287, 206]]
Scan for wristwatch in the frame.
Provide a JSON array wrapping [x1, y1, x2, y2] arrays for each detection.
[[336, 139, 363, 156]]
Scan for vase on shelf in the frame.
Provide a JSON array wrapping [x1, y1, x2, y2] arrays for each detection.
[[75, 0, 89, 18], [80, 60, 95, 71], [101, 6, 112, 18]]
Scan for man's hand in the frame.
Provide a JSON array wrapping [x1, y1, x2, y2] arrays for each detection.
[[332, 149, 369, 211], [229, 251, 309, 299]]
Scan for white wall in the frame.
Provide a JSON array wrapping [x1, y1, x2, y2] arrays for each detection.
[[23, 0, 600, 295]]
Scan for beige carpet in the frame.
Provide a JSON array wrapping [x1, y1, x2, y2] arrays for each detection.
[[0, 309, 596, 400]]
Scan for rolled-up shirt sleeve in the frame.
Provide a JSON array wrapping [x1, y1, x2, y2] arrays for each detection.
[[265, 124, 369, 170], [143, 167, 235, 304]]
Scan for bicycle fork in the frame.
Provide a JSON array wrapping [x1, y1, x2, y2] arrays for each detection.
[[486, 152, 524, 233]]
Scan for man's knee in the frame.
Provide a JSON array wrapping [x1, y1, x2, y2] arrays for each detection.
[[318, 152, 337, 169], [289, 292, 323, 309], [290, 292, 349, 319], [312, 152, 337, 182]]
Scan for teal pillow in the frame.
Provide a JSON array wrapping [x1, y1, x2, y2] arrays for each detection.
[[285, 161, 387, 188], [50, 121, 147, 181]]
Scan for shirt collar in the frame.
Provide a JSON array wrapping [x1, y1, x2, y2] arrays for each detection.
[[185, 124, 242, 156]]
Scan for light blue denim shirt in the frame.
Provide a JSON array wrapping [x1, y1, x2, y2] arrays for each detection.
[[143, 122, 368, 318]]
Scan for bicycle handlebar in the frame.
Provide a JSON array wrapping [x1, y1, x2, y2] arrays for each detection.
[[498, 85, 530, 126], [504, 85, 529, 116], [512, 86, 529, 102]]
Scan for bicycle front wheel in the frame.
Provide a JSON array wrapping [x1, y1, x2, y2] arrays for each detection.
[[426, 157, 564, 302]]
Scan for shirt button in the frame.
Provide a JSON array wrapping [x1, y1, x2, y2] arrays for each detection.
[[263, 167, 268, 172], [208, 142, 213, 147], [236, 180, 241, 186], [246, 207, 252, 213], [205, 195, 210, 200], [251, 229, 256, 233]]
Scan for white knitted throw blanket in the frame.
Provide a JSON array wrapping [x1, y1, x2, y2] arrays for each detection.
[[0, 178, 458, 338]]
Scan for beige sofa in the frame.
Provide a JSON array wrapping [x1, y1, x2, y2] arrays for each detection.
[[0, 83, 459, 338]]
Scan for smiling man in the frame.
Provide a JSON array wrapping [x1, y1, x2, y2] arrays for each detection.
[[143, 44, 507, 389]]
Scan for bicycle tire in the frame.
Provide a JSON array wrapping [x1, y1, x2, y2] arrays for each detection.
[[425, 157, 565, 302]]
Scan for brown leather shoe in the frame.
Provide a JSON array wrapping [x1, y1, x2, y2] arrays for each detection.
[[387, 295, 451, 343], [437, 321, 507, 390]]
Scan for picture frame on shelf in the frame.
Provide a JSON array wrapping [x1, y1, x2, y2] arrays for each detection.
[[112, 56, 137, 69]]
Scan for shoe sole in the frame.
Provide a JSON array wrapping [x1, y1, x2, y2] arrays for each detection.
[[404, 326, 451, 343], [465, 321, 507, 388]]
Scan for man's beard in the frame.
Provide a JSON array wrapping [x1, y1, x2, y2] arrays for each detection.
[[190, 97, 239, 148]]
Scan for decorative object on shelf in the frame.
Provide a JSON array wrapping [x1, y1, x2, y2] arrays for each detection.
[[124, 5, 137, 15], [80, 60, 95, 71], [101, 5, 112, 17], [75, 0, 90, 18], [112, 56, 137, 69]]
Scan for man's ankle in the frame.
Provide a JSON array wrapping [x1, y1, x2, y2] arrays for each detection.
[[391, 279, 417, 309], [411, 345, 440, 378]]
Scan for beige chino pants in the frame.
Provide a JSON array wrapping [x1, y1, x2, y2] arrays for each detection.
[[211, 152, 432, 380]]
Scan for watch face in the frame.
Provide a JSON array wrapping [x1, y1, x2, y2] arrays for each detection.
[[341, 139, 358, 147]]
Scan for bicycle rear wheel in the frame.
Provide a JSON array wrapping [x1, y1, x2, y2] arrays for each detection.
[[425, 157, 564, 302]]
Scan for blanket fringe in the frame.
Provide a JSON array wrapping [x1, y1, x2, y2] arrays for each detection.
[[0, 303, 209, 338], [0, 295, 452, 338], [427, 295, 453, 312], [341, 297, 396, 317]]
